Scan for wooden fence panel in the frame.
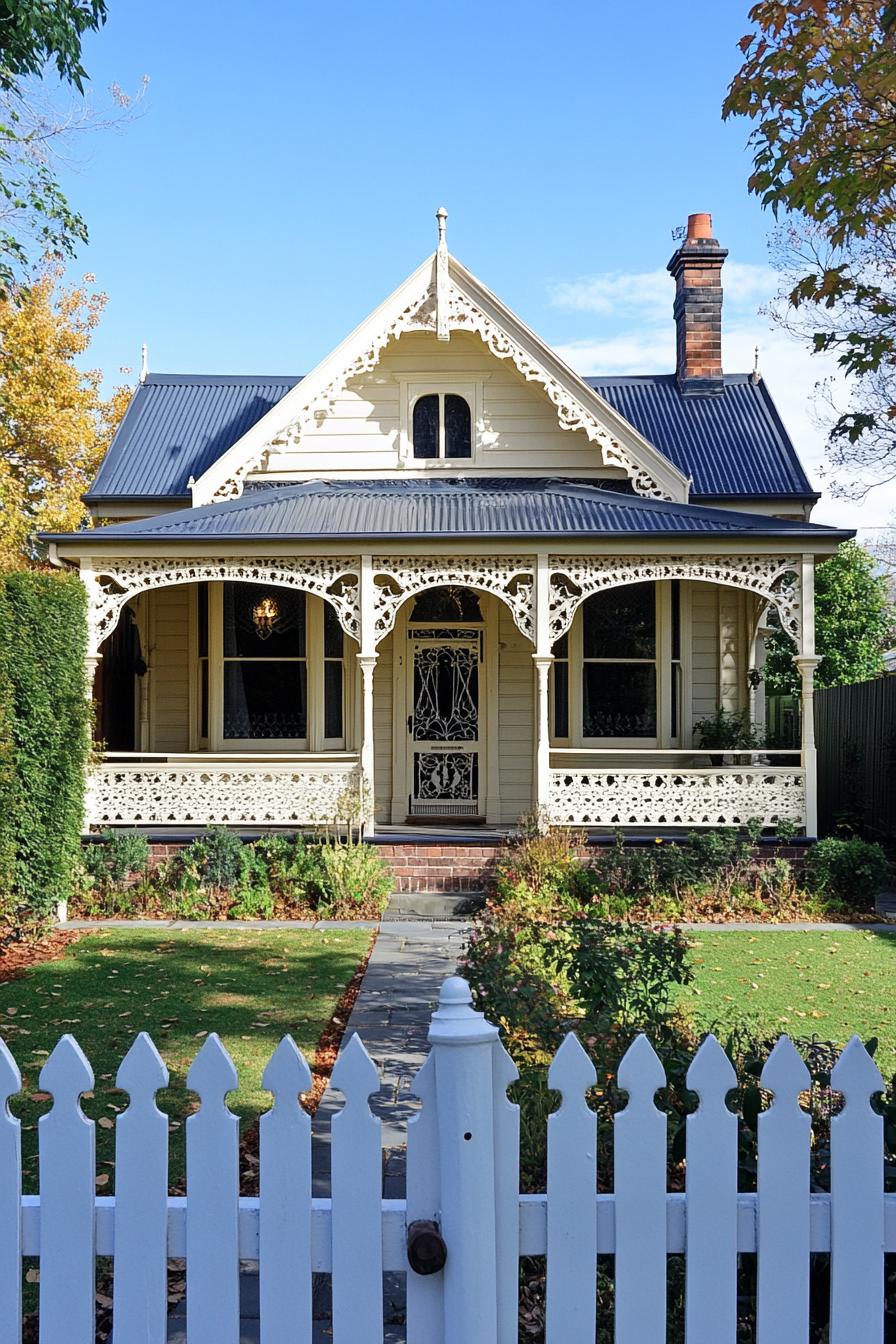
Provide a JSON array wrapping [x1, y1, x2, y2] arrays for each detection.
[[685, 1034, 738, 1344], [829, 1036, 885, 1343], [113, 1034, 169, 1344], [259, 1036, 313, 1344], [185, 1033, 240, 1344], [614, 1034, 667, 1344], [0, 1038, 21, 1344], [757, 1036, 811, 1344], [815, 677, 896, 840], [38, 1036, 95, 1344], [545, 1034, 597, 1343], [330, 1034, 383, 1344]]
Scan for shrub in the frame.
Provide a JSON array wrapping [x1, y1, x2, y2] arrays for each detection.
[[253, 834, 320, 906], [316, 840, 392, 917], [198, 827, 245, 891], [0, 571, 89, 925], [805, 836, 888, 907], [569, 915, 692, 1034], [82, 830, 150, 885]]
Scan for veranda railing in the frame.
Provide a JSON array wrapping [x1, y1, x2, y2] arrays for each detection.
[[1, 976, 893, 1343]]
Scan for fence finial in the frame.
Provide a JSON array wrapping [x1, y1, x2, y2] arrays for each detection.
[[429, 976, 499, 1046]]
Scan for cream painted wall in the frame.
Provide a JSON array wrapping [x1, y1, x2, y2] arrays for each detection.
[[253, 330, 621, 482], [497, 602, 535, 825], [148, 586, 191, 751]]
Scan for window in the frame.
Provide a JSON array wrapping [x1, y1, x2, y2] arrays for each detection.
[[222, 583, 307, 742], [551, 632, 569, 738], [581, 584, 657, 739], [412, 392, 472, 459], [197, 582, 209, 742]]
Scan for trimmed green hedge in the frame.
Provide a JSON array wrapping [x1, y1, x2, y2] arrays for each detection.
[[0, 571, 90, 925]]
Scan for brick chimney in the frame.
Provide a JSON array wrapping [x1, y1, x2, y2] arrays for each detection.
[[667, 212, 728, 395]]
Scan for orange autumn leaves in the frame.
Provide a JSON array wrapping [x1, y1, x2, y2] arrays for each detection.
[[0, 267, 130, 570]]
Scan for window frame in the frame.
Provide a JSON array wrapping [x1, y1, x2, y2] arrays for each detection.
[[399, 378, 480, 465], [198, 585, 350, 752], [557, 580, 689, 749]]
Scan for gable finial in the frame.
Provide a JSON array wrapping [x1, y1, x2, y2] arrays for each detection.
[[140, 342, 149, 383], [751, 345, 761, 385], [435, 207, 450, 341]]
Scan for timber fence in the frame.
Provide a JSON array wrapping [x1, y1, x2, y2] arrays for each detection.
[[0, 975, 894, 1343]]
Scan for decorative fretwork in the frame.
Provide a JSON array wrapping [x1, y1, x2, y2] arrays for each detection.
[[208, 278, 677, 503], [373, 556, 535, 644], [412, 645, 479, 741], [414, 751, 478, 802], [87, 557, 361, 653], [547, 767, 806, 829], [86, 760, 360, 828], [548, 555, 802, 646]]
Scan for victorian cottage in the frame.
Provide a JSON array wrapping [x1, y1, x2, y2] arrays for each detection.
[[45, 213, 849, 853]]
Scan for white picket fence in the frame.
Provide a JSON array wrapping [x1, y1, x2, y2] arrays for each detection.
[[1, 974, 894, 1344]]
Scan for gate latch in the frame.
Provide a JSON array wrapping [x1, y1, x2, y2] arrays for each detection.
[[406, 1219, 447, 1276]]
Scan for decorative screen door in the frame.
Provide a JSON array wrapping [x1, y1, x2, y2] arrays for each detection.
[[407, 631, 482, 818]]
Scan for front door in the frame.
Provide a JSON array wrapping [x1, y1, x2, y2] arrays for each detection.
[[407, 632, 483, 819]]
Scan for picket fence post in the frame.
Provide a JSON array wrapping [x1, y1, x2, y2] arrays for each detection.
[[426, 976, 510, 1344], [0, 1038, 21, 1344]]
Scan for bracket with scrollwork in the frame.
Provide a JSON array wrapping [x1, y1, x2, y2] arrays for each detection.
[[370, 556, 536, 645], [85, 556, 362, 655], [547, 555, 802, 646]]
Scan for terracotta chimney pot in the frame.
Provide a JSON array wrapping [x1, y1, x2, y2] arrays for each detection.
[[687, 212, 713, 241]]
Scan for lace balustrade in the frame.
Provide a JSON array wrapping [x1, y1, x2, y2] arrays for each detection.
[[547, 765, 806, 829]]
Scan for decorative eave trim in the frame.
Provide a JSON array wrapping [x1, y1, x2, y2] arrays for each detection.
[[191, 254, 689, 506]]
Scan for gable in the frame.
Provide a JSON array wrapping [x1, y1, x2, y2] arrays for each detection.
[[255, 330, 635, 484], [190, 251, 689, 506]]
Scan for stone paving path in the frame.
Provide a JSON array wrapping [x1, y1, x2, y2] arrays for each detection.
[[166, 920, 467, 1344]]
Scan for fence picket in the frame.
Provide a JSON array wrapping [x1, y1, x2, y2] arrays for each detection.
[[614, 1033, 667, 1344], [186, 1033, 240, 1344], [757, 1036, 811, 1344], [330, 1033, 382, 1344], [259, 1036, 313, 1344], [113, 1034, 169, 1344], [405, 1052, 443, 1344], [0, 1038, 21, 1344], [545, 1034, 597, 1343], [685, 1034, 737, 1344], [38, 1036, 95, 1344], [492, 1038, 520, 1344], [829, 1036, 884, 1344]]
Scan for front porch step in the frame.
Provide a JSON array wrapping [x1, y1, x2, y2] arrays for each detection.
[[385, 891, 485, 920]]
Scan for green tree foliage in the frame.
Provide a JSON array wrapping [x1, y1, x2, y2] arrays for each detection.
[[724, 3, 896, 485], [764, 540, 895, 694], [0, 570, 89, 927], [0, 2, 108, 290]]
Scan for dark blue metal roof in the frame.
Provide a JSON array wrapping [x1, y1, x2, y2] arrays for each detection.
[[86, 371, 815, 505], [54, 479, 849, 543], [586, 374, 814, 499], [85, 374, 299, 502]]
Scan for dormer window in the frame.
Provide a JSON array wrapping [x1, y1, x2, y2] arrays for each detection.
[[412, 392, 472, 460]]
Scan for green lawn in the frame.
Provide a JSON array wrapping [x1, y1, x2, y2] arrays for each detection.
[[0, 926, 371, 1192], [678, 928, 896, 1078]]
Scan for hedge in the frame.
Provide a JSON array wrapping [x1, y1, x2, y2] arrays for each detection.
[[0, 571, 90, 925]]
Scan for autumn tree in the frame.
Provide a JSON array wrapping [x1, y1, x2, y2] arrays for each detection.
[[724, 2, 896, 490], [764, 540, 895, 695], [0, 267, 129, 569]]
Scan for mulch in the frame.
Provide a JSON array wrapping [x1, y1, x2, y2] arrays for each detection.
[[0, 927, 87, 983]]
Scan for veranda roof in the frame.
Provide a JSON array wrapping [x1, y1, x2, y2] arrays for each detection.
[[46, 478, 852, 545]]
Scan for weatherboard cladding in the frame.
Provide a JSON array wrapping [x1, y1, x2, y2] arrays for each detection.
[[86, 372, 814, 505], [66, 479, 846, 543]]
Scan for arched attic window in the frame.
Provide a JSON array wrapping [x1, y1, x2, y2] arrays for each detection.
[[412, 392, 472, 460]]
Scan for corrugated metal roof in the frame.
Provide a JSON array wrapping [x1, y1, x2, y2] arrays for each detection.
[[53, 479, 849, 544], [85, 374, 299, 501], [586, 374, 814, 498], [86, 371, 815, 505]]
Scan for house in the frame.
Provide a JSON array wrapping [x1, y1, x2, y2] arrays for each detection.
[[44, 211, 851, 843]]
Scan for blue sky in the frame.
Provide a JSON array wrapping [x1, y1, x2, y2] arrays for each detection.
[[56, 0, 893, 530]]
